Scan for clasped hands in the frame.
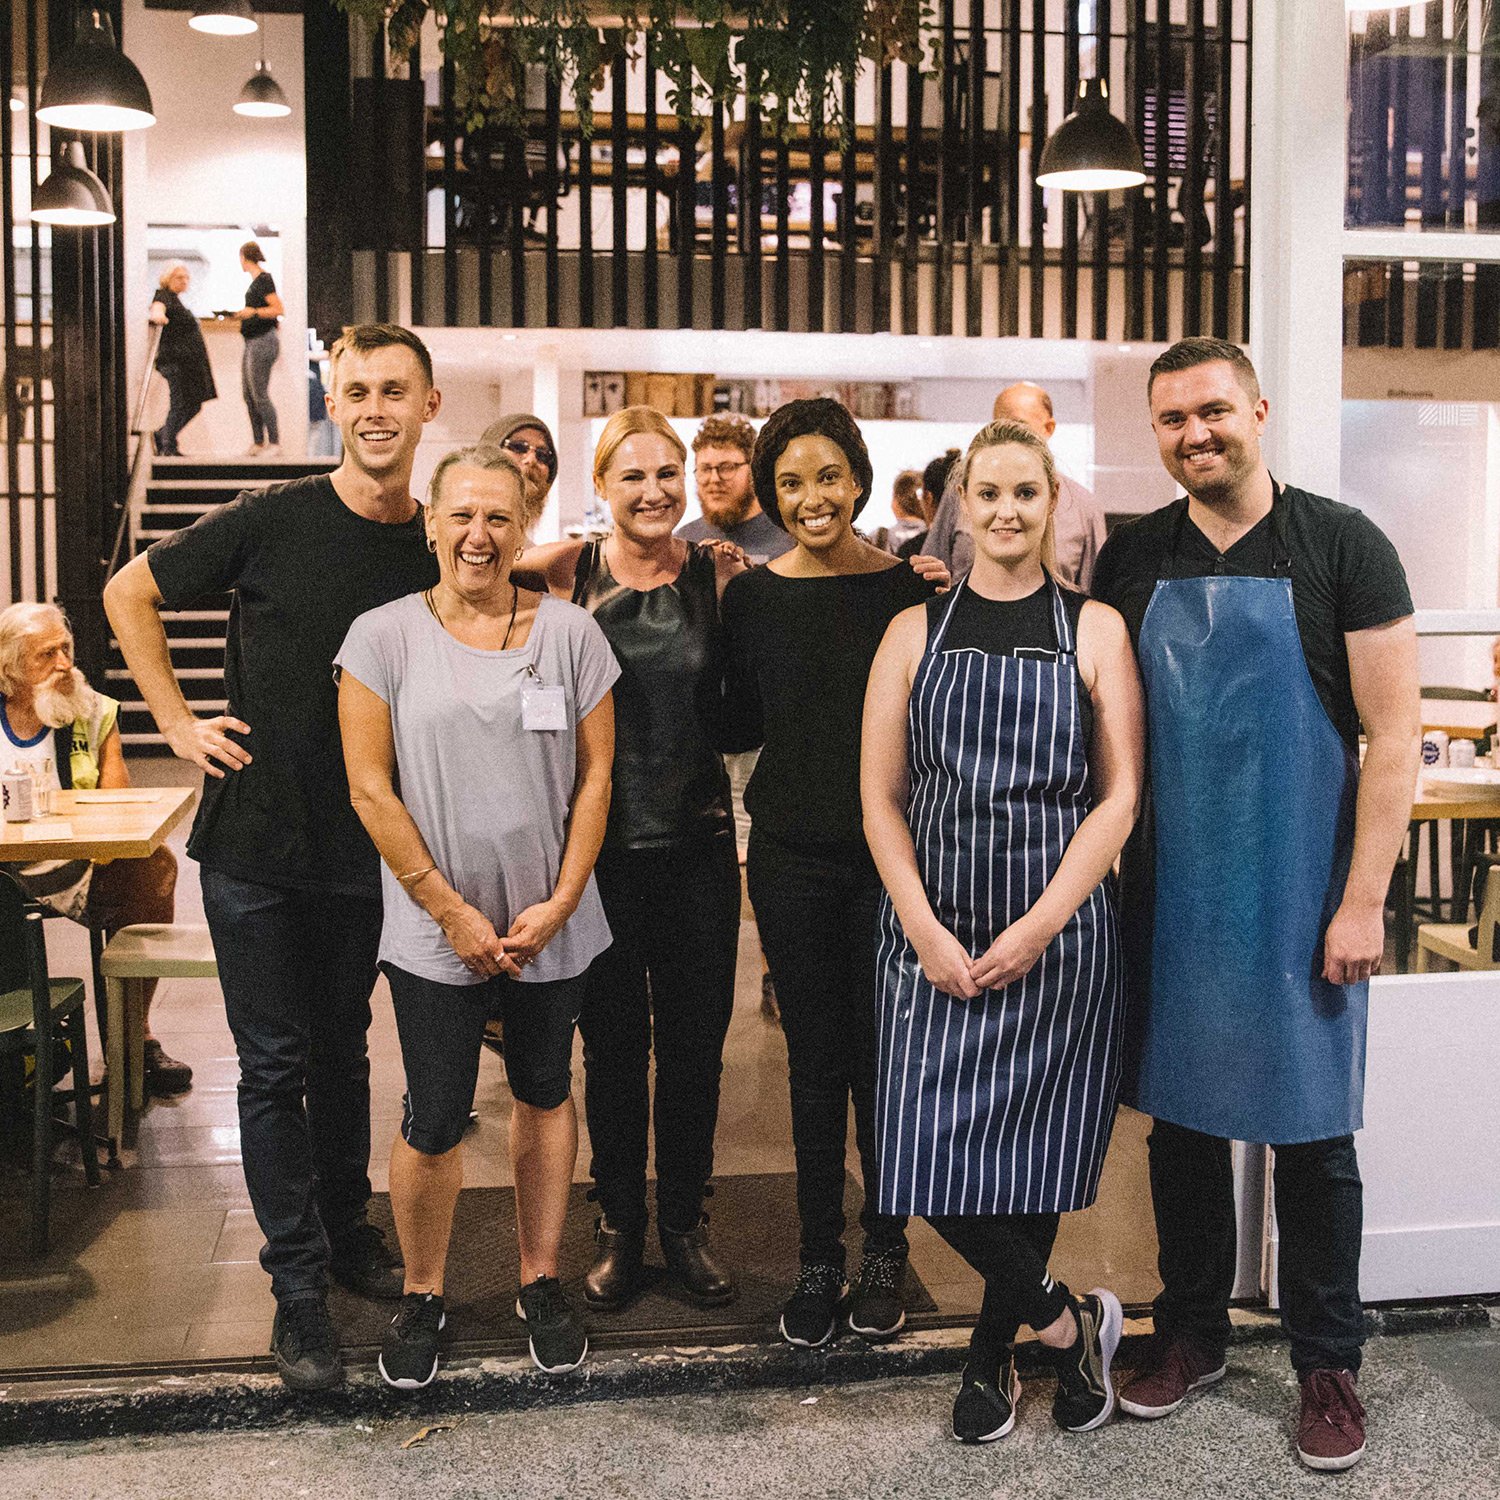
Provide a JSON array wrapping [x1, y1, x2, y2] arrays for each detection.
[[439, 897, 572, 979], [912, 915, 1049, 1001]]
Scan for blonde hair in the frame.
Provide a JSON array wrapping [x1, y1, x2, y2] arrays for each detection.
[[0, 602, 71, 697], [427, 445, 533, 529], [592, 406, 687, 493], [959, 420, 1063, 582], [157, 263, 188, 289]]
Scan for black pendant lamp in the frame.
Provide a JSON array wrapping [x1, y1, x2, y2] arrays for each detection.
[[31, 139, 116, 226], [1035, 77, 1146, 193], [37, 7, 155, 133], [234, 27, 290, 118], [190, 0, 258, 36]]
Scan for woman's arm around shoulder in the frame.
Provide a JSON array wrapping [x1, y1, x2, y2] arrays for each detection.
[[516, 537, 587, 599]]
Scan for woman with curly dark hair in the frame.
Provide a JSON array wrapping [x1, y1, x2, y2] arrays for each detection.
[[720, 397, 944, 1350]]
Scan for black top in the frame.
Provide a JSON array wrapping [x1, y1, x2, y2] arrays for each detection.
[[573, 538, 733, 851], [147, 475, 438, 894], [932, 580, 1093, 745], [721, 561, 937, 846], [242, 271, 278, 340], [151, 288, 217, 406], [1091, 485, 1413, 752]]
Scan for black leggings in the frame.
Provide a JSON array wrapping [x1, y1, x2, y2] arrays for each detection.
[[928, 1213, 1071, 1365]]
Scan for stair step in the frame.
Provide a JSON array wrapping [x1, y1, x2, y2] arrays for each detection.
[[142, 501, 220, 515], [119, 698, 228, 713], [108, 666, 223, 681], [110, 637, 224, 651], [161, 610, 229, 621]]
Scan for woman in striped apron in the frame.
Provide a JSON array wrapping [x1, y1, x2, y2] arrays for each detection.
[[862, 419, 1145, 1444]]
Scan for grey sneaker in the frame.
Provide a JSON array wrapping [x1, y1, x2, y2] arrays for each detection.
[[515, 1275, 588, 1374], [1051, 1288, 1123, 1432]]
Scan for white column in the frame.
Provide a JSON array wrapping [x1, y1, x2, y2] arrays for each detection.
[[1248, 0, 1349, 496]]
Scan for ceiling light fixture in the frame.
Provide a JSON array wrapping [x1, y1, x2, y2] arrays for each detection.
[[190, 0, 258, 36], [31, 139, 116, 226], [36, 7, 155, 133], [1035, 77, 1147, 193], [234, 48, 290, 118]]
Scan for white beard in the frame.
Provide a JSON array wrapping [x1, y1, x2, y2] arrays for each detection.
[[31, 668, 98, 729]]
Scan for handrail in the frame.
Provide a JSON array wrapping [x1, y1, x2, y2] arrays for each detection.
[[105, 321, 164, 580]]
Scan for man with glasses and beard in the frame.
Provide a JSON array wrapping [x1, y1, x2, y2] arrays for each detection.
[[0, 602, 188, 1095], [677, 415, 792, 565]]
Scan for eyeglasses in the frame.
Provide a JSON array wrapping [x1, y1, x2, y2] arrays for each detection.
[[501, 437, 556, 467], [695, 460, 748, 482]]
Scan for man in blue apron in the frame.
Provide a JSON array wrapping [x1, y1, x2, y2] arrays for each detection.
[[1091, 338, 1420, 1472]]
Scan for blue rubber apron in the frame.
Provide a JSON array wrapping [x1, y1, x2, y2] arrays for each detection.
[[1134, 486, 1366, 1145]]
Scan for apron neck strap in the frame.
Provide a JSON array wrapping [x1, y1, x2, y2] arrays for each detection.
[[1161, 478, 1290, 580], [927, 574, 968, 654]]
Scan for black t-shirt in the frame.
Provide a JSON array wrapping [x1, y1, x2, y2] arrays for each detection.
[[1091, 485, 1413, 752], [242, 271, 278, 340], [931, 580, 1093, 745], [147, 475, 438, 893], [721, 561, 936, 846]]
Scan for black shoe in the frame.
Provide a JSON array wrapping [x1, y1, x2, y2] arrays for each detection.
[[379, 1291, 445, 1390], [329, 1221, 405, 1301], [1051, 1288, 1123, 1432], [271, 1295, 342, 1391], [660, 1215, 735, 1306], [779, 1263, 847, 1349], [516, 1275, 588, 1373], [846, 1243, 907, 1340], [582, 1216, 646, 1310], [143, 1038, 193, 1096], [953, 1355, 1021, 1444]]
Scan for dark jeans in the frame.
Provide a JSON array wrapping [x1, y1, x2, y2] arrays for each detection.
[[747, 830, 908, 1269], [928, 1212, 1068, 1363], [580, 835, 740, 1234], [241, 333, 280, 445], [201, 868, 382, 1302], [1149, 1118, 1365, 1375], [155, 369, 202, 456]]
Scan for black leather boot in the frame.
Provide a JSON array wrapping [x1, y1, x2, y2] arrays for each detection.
[[661, 1216, 736, 1306], [583, 1217, 645, 1310]]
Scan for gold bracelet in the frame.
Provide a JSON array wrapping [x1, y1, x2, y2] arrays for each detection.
[[396, 864, 437, 887]]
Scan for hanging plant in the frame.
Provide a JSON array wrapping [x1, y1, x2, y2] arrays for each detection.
[[334, 0, 930, 134]]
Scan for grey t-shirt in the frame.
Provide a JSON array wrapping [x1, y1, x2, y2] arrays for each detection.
[[676, 510, 793, 564], [335, 591, 620, 987]]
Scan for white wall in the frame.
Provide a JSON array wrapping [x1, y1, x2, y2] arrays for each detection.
[[122, 0, 308, 457]]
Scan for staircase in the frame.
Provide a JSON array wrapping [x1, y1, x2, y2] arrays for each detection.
[[109, 456, 340, 752]]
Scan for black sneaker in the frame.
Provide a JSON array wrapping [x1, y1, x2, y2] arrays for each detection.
[[271, 1295, 342, 1391], [953, 1355, 1021, 1444], [378, 1292, 445, 1390], [515, 1275, 588, 1374], [142, 1038, 193, 1096], [329, 1221, 405, 1301], [779, 1263, 847, 1348], [1051, 1288, 1123, 1432], [846, 1244, 907, 1340]]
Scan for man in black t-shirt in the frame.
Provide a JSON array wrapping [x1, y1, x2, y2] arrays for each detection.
[[1091, 338, 1419, 1472], [104, 323, 442, 1392]]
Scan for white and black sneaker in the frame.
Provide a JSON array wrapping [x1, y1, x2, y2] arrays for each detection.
[[779, 1263, 848, 1348], [378, 1291, 445, 1390], [1051, 1288, 1124, 1432], [846, 1244, 908, 1340], [515, 1275, 588, 1374], [953, 1354, 1021, 1443]]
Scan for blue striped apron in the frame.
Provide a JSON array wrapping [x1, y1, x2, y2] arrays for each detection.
[[874, 578, 1125, 1217]]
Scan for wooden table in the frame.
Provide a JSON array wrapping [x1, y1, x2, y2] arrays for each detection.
[[1421, 697, 1497, 741], [1395, 778, 1500, 968], [2, 786, 197, 1153]]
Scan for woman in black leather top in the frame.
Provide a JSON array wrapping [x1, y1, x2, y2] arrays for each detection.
[[527, 406, 750, 1311]]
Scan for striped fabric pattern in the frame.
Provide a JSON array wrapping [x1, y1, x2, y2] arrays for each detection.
[[874, 582, 1124, 1217]]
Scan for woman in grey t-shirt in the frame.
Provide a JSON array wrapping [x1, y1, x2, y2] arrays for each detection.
[[337, 445, 618, 1388]]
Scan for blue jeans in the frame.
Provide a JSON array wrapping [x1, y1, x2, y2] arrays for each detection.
[[201, 868, 382, 1301], [241, 333, 280, 445]]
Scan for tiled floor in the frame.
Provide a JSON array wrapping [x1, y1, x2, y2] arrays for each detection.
[[0, 761, 1161, 1374]]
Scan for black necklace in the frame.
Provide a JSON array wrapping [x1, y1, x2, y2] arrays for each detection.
[[425, 582, 520, 649]]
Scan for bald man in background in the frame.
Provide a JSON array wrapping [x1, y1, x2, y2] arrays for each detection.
[[925, 382, 1107, 589]]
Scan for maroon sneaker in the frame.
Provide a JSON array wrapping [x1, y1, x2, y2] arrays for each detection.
[[1296, 1369, 1366, 1471], [1118, 1336, 1227, 1419]]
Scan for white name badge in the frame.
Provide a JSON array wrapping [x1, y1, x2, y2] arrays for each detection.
[[522, 683, 568, 732]]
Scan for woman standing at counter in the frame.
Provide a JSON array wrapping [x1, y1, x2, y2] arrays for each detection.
[[720, 398, 940, 1349], [526, 407, 748, 1311], [861, 420, 1144, 1443], [149, 265, 216, 457], [236, 241, 284, 455]]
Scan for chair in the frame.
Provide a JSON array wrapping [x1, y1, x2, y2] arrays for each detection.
[[1416, 863, 1500, 972], [98, 923, 217, 1147], [0, 874, 101, 1255]]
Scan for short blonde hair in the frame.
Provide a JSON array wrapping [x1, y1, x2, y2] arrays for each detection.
[[592, 406, 686, 493], [0, 602, 71, 697], [958, 420, 1063, 582]]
